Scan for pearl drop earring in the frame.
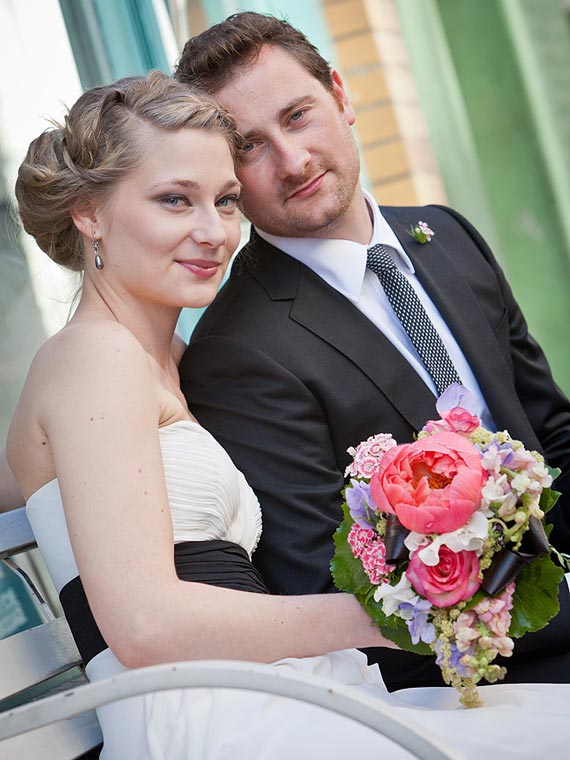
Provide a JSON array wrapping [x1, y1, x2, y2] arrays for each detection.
[[93, 238, 104, 270]]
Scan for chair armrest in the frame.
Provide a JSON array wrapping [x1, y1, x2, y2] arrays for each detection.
[[0, 659, 463, 759]]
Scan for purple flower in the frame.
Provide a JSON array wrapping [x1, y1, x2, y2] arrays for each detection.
[[345, 480, 375, 529], [480, 441, 531, 478], [435, 641, 470, 677], [399, 598, 436, 645], [436, 383, 478, 417]]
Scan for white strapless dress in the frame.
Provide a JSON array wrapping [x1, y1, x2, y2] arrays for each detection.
[[26, 421, 570, 760]]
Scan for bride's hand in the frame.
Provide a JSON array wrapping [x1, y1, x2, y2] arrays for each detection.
[[341, 595, 401, 650]]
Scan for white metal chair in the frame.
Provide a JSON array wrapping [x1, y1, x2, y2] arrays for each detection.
[[0, 507, 462, 760]]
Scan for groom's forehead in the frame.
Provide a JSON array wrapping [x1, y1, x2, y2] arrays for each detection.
[[213, 47, 324, 127]]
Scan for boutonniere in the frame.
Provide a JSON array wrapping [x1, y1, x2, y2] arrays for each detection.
[[408, 221, 435, 244]]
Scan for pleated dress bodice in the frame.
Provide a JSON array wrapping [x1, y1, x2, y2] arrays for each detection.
[[26, 419, 263, 596]]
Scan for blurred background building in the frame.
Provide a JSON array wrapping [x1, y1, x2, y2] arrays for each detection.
[[1, 0, 570, 630]]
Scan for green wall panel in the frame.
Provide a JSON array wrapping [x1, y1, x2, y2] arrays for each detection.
[[404, 0, 570, 392], [60, 0, 170, 88]]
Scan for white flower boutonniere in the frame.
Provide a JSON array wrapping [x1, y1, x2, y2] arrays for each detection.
[[408, 221, 435, 244]]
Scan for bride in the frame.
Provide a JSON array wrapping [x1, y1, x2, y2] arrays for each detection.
[[5, 72, 570, 759]]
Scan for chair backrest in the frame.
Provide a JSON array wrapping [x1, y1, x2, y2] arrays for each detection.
[[0, 510, 461, 760], [0, 508, 103, 759], [0, 507, 36, 560]]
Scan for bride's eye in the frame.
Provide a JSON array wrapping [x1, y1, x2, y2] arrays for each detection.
[[216, 194, 240, 210], [161, 195, 187, 208]]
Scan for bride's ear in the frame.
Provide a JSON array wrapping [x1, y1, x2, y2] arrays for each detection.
[[71, 201, 101, 240]]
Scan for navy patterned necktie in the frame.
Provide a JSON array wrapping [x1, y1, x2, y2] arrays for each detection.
[[367, 243, 461, 395]]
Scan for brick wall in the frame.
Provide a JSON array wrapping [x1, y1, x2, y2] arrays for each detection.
[[323, 0, 447, 206]]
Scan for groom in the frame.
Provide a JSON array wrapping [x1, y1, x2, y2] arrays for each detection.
[[175, 12, 570, 689]]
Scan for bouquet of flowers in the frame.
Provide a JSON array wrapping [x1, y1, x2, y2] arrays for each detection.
[[331, 384, 565, 707]]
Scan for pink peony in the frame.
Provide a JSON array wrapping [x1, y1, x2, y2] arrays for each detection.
[[370, 431, 485, 534], [406, 544, 481, 608]]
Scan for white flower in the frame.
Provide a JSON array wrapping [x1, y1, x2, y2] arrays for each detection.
[[481, 474, 518, 515], [442, 511, 489, 553], [481, 474, 509, 504], [480, 445, 503, 474], [408, 221, 435, 244], [374, 574, 416, 617], [497, 493, 518, 518], [527, 497, 545, 520], [407, 511, 489, 566], [531, 461, 552, 488], [418, 221, 435, 240], [403, 531, 430, 555], [511, 472, 531, 495]]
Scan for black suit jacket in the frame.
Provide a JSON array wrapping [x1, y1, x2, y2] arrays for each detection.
[[180, 204, 570, 689]]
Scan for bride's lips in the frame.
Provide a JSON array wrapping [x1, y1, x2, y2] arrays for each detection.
[[287, 172, 326, 200], [176, 259, 220, 279]]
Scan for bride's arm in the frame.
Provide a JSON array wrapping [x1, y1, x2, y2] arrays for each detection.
[[0, 448, 25, 512], [33, 323, 393, 669]]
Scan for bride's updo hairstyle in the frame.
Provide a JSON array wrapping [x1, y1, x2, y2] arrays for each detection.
[[15, 71, 242, 272]]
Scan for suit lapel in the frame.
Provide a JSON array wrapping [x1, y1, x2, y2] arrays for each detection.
[[246, 223, 538, 445], [383, 210, 539, 445], [245, 233, 438, 431]]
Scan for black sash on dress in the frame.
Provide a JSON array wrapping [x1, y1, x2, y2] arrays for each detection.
[[59, 539, 269, 665]]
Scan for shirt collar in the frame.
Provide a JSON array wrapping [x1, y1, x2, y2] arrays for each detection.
[[255, 189, 415, 303]]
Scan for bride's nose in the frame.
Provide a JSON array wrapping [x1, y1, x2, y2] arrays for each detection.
[[189, 207, 227, 248]]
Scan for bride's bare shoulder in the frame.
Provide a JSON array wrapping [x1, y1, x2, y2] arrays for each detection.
[[22, 321, 154, 414], [32, 321, 148, 373]]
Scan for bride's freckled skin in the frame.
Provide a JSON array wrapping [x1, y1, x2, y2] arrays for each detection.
[[9, 71, 393, 690], [6, 62, 567, 759]]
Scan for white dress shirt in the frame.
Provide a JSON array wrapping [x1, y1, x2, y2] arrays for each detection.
[[256, 189, 495, 430]]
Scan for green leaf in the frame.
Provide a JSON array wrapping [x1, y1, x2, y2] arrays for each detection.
[[547, 465, 561, 481], [330, 505, 432, 656], [463, 588, 487, 610], [361, 591, 433, 656], [376, 619, 433, 655], [330, 506, 370, 595], [509, 555, 564, 638], [539, 485, 561, 515]]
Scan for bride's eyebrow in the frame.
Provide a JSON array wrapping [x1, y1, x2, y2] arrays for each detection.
[[148, 179, 200, 190], [149, 179, 241, 194]]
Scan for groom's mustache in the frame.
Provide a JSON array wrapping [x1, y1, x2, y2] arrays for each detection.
[[279, 163, 329, 201]]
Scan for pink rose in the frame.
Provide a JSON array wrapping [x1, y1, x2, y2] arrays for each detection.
[[424, 406, 480, 435], [370, 431, 485, 534], [406, 544, 481, 608]]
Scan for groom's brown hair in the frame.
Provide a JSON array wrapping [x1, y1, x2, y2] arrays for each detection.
[[174, 11, 333, 95]]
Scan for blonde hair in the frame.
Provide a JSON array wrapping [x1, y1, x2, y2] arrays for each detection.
[[15, 71, 242, 272]]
